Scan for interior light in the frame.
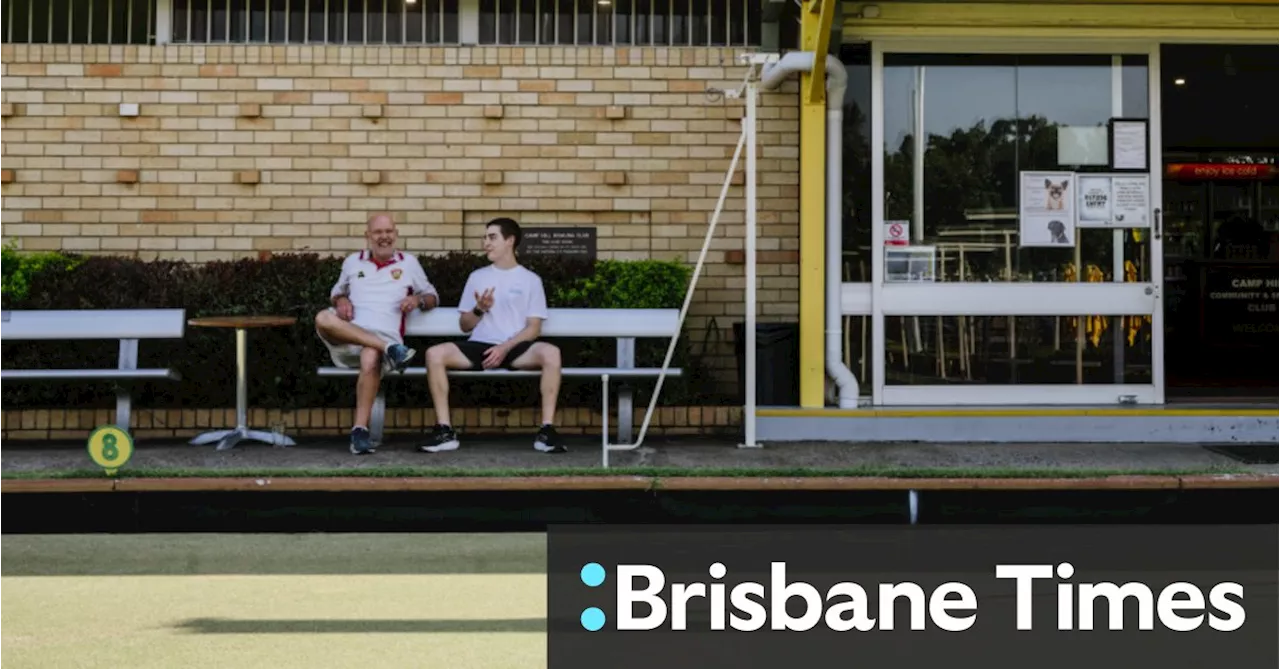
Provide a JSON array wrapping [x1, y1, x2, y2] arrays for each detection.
[[1174, 78, 1186, 86]]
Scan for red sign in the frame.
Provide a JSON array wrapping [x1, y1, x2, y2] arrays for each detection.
[[1165, 163, 1277, 180]]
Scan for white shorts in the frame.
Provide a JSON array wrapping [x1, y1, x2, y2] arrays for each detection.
[[316, 308, 402, 369]]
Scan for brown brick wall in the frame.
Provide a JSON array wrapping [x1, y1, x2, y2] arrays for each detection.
[[0, 44, 800, 391]]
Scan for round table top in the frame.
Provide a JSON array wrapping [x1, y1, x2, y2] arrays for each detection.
[[188, 315, 298, 329]]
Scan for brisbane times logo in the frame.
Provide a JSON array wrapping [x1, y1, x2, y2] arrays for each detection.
[[573, 561, 1248, 634]]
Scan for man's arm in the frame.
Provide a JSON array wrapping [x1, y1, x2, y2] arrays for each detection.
[[409, 256, 440, 311], [499, 317, 543, 348], [458, 274, 479, 333], [329, 258, 353, 307]]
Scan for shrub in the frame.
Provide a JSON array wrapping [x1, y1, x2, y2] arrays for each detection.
[[1, 251, 717, 412]]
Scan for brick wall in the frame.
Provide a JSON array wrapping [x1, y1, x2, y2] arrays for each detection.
[[0, 44, 800, 391]]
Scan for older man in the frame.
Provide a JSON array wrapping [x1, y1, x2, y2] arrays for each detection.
[[315, 214, 439, 455]]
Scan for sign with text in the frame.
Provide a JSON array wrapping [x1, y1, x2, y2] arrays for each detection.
[[521, 227, 598, 261], [884, 221, 910, 246], [1166, 163, 1277, 181], [1205, 268, 1279, 341], [1076, 174, 1151, 229], [548, 524, 1277, 669]]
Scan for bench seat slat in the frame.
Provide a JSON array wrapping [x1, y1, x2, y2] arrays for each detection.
[[316, 367, 681, 378], [1, 369, 182, 381], [402, 308, 680, 339], [0, 309, 187, 341]]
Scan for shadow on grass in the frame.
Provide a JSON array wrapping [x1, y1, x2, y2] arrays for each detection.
[[175, 617, 547, 634]]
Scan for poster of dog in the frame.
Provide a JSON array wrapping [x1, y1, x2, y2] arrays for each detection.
[[1019, 171, 1077, 247]]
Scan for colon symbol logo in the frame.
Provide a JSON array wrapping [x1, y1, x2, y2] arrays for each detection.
[[580, 562, 607, 632]]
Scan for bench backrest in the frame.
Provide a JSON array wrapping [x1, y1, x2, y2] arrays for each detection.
[[0, 309, 187, 341], [405, 308, 680, 339]]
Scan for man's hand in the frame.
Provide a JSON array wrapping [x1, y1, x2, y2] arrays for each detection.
[[399, 294, 420, 313], [334, 296, 354, 321], [482, 342, 510, 369], [475, 287, 495, 313]]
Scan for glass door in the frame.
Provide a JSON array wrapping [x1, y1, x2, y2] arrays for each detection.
[[869, 41, 1165, 406]]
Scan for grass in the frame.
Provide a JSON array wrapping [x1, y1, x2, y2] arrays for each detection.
[[0, 464, 1253, 480]]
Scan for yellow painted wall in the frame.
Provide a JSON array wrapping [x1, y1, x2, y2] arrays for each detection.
[[842, 1, 1278, 40]]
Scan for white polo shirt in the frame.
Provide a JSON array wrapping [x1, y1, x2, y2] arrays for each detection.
[[330, 250, 438, 340], [457, 264, 549, 345]]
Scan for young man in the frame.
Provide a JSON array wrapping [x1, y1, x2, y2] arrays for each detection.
[[315, 214, 439, 455], [418, 217, 566, 454]]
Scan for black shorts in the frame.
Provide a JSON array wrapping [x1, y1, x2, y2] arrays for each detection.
[[456, 340, 534, 371]]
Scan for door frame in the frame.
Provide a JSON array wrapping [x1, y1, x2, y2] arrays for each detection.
[[868, 38, 1166, 406]]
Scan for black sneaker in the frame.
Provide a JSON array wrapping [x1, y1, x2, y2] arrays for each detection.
[[534, 425, 567, 453], [418, 424, 460, 453], [350, 427, 375, 455]]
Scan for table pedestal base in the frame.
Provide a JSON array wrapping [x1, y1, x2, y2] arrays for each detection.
[[187, 325, 299, 451], [190, 427, 297, 451]]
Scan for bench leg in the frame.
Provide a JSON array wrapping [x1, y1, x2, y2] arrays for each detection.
[[617, 387, 633, 443], [114, 339, 138, 434], [114, 388, 132, 433], [616, 337, 635, 443], [370, 388, 387, 446]]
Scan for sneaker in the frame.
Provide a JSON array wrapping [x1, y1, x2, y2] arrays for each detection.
[[418, 424, 460, 453], [384, 343, 416, 374], [534, 425, 567, 453], [350, 427, 375, 455]]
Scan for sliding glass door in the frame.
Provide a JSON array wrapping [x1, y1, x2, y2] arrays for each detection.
[[869, 41, 1165, 405]]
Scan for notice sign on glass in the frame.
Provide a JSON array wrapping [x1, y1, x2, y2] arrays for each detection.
[[520, 227, 598, 260], [1076, 174, 1151, 229]]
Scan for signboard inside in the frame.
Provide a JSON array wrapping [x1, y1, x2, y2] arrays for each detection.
[[1204, 269, 1278, 343], [519, 227, 598, 261]]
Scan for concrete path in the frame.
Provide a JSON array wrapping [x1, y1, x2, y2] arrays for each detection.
[[1, 435, 1274, 477]]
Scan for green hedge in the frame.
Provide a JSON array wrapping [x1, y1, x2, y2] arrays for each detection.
[[1, 248, 724, 412]]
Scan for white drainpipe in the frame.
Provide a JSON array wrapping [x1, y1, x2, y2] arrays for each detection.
[[760, 52, 861, 408]]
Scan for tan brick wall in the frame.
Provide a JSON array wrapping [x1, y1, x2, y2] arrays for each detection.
[[0, 44, 800, 391]]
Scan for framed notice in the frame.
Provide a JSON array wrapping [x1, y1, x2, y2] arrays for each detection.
[[1108, 118, 1149, 172], [1018, 171, 1076, 248], [519, 227, 598, 261], [1077, 174, 1151, 229]]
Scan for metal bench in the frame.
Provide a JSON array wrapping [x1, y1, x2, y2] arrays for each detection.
[[0, 309, 187, 434], [316, 307, 683, 445]]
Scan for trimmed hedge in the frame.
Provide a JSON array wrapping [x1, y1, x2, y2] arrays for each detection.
[[1, 248, 722, 411]]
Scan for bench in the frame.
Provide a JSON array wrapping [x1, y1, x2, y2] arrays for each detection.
[[0, 309, 187, 434], [316, 307, 683, 445]]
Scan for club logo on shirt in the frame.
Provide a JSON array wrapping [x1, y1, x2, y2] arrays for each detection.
[[391, 269, 403, 280]]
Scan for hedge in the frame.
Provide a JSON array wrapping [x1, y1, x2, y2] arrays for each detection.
[[1, 246, 725, 412]]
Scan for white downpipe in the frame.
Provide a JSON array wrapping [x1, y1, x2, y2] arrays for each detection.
[[743, 80, 760, 447], [761, 52, 860, 408], [760, 52, 816, 91], [822, 56, 860, 408]]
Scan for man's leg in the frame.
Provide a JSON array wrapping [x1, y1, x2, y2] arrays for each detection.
[[348, 347, 383, 455], [510, 342, 566, 453], [315, 308, 415, 372], [418, 342, 477, 453]]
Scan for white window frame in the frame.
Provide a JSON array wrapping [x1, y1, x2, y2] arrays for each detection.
[[864, 38, 1166, 407]]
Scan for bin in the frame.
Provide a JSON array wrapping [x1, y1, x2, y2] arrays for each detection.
[[733, 321, 801, 407]]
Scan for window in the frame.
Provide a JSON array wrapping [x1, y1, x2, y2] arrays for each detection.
[[4, 0, 155, 44], [477, 0, 761, 46], [170, 0, 459, 44]]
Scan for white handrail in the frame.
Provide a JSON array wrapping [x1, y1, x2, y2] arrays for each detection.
[[601, 125, 750, 467]]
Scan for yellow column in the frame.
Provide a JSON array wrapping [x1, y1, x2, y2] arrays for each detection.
[[798, 0, 836, 408]]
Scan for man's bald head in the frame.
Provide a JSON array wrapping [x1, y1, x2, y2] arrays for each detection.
[[365, 213, 399, 259]]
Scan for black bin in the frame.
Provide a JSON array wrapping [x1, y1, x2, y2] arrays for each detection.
[[733, 321, 801, 407]]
